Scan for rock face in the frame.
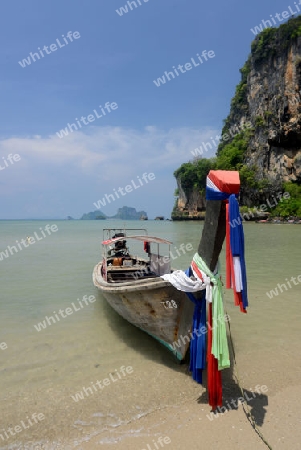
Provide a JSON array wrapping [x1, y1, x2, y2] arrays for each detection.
[[254, 60, 300, 170], [248, 43, 301, 184], [225, 19, 301, 204], [173, 17, 301, 217], [172, 178, 206, 220]]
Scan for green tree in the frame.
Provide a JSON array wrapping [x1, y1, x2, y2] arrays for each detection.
[[272, 183, 301, 217], [173, 158, 216, 193]]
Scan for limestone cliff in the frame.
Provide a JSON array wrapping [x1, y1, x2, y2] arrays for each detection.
[[172, 177, 205, 220], [220, 17, 301, 205], [173, 16, 301, 217]]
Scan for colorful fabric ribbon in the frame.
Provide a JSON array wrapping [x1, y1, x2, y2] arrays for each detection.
[[184, 268, 207, 385], [163, 254, 230, 410], [192, 254, 230, 371], [161, 170, 247, 409], [188, 254, 229, 410], [206, 170, 240, 201], [206, 170, 248, 313], [226, 195, 248, 312], [207, 302, 222, 410]]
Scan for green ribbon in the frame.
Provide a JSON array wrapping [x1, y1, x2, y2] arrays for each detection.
[[193, 253, 230, 370]]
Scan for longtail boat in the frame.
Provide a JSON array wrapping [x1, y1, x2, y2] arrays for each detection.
[[92, 228, 194, 361], [92, 170, 248, 396]]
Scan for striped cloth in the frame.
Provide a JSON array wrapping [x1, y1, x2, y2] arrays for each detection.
[[206, 170, 248, 312]]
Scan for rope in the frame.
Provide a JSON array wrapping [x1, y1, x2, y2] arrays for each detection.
[[225, 307, 273, 450]]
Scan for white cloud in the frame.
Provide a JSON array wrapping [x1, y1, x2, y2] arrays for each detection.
[[0, 125, 220, 218]]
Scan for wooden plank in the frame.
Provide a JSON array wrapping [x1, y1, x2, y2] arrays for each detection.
[[197, 200, 226, 272]]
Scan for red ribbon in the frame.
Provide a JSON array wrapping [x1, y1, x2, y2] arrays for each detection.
[[207, 302, 222, 410]]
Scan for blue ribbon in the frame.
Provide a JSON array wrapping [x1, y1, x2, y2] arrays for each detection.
[[229, 194, 248, 309], [206, 187, 239, 201], [185, 267, 207, 384], [206, 182, 248, 310]]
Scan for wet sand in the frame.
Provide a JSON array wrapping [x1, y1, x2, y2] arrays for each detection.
[[2, 335, 299, 450]]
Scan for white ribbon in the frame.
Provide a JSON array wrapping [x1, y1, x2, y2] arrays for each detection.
[[191, 265, 213, 303]]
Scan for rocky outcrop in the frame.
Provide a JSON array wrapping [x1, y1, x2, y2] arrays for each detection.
[[172, 178, 206, 220], [112, 206, 147, 220], [249, 45, 301, 179], [173, 17, 301, 217], [223, 18, 301, 204], [81, 210, 106, 220]]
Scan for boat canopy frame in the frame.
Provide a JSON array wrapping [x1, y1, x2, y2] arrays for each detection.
[[102, 228, 148, 241], [102, 235, 173, 246], [100, 229, 172, 282]]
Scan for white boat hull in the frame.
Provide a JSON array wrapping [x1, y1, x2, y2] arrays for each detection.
[[93, 262, 194, 361]]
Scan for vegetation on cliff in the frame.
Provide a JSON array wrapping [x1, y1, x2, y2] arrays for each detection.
[[174, 158, 215, 195], [251, 16, 301, 64], [272, 183, 301, 217]]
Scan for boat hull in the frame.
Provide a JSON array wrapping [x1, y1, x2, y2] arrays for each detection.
[[93, 263, 194, 361]]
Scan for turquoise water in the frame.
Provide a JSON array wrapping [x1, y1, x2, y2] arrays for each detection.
[[0, 220, 300, 448]]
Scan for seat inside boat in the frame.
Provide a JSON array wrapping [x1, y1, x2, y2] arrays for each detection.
[[103, 232, 171, 282], [106, 257, 157, 282]]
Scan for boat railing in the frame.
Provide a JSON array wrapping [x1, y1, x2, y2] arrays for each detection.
[[102, 228, 148, 241]]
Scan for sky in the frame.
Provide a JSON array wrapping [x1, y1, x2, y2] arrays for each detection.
[[0, 0, 296, 219]]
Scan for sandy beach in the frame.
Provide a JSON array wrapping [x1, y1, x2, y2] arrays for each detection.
[[73, 370, 301, 450]]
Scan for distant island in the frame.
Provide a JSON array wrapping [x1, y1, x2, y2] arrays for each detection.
[[80, 211, 107, 220], [80, 206, 148, 221]]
